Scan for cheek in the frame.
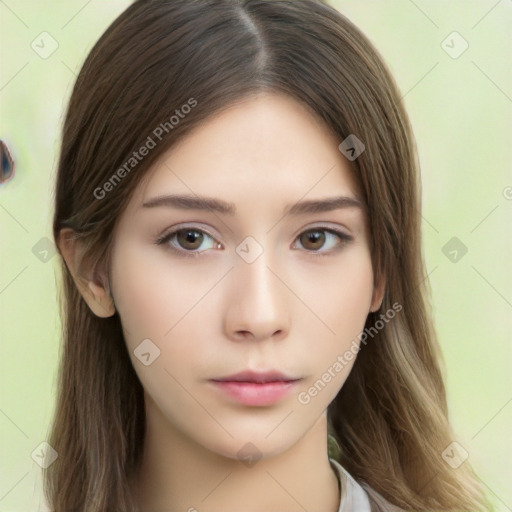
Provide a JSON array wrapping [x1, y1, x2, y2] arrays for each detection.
[[110, 251, 169, 343], [110, 241, 225, 345], [294, 248, 374, 391], [298, 248, 374, 341], [110, 243, 218, 408]]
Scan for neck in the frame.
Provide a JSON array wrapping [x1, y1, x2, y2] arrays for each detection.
[[133, 394, 340, 512]]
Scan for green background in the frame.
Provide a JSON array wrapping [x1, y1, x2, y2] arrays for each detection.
[[1, 1, 511, 510]]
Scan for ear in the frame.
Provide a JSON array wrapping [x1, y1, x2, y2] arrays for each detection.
[[369, 269, 386, 313], [57, 228, 116, 318]]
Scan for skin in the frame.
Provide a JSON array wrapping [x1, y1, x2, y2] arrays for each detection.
[[59, 91, 385, 512]]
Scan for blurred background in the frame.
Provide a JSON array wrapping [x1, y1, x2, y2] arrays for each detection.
[[1, 1, 511, 510]]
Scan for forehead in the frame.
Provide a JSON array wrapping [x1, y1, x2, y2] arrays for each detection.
[[129, 92, 362, 216]]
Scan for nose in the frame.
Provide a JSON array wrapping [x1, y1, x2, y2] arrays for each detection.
[[223, 244, 290, 343]]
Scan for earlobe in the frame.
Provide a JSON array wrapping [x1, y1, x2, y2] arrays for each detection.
[[85, 274, 116, 318], [370, 271, 386, 313], [58, 228, 116, 318]]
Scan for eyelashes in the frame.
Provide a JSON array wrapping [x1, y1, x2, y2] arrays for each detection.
[[153, 225, 353, 259]]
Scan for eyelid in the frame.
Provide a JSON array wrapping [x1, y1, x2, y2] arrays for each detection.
[[293, 222, 352, 240], [156, 222, 221, 244]]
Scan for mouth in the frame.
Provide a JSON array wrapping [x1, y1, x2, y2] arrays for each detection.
[[209, 370, 302, 406]]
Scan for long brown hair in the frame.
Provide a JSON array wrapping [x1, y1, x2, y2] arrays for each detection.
[[47, 1, 491, 510]]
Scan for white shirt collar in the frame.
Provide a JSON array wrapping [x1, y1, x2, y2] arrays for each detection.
[[329, 458, 371, 512]]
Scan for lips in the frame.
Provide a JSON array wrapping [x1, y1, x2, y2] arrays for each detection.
[[210, 370, 301, 384], [209, 370, 302, 406]]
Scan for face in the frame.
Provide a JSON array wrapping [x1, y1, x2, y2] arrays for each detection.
[[108, 92, 382, 460]]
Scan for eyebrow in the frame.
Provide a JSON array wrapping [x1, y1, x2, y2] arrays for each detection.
[[141, 194, 364, 216]]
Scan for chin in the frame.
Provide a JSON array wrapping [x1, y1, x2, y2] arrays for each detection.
[[201, 431, 301, 463]]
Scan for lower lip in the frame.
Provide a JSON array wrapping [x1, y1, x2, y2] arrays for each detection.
[[209, 380, 300, 406]]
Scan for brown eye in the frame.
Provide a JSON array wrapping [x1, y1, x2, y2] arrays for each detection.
[[154, 227, 218, 258], [294, 228, 352, 254], [176, 229, 204, 250], [300, 230, 326, 250]]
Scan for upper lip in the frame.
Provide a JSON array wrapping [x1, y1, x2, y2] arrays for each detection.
[[211, 370, 301, 383]]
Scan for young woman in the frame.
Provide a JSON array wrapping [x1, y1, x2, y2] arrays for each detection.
[[46, 1, 491, 510]]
